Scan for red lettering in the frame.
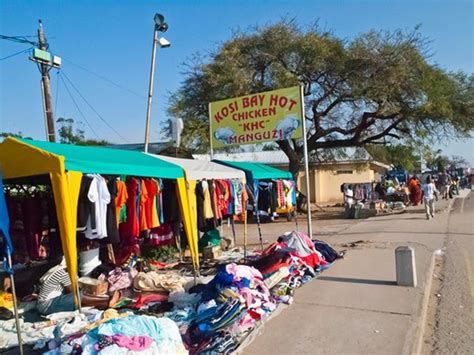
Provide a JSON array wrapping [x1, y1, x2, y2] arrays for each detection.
[[279, 96, 288, 108], [288, 99, 297, 110], [269, 94, 279, 107], [214, 112, 224, 123]]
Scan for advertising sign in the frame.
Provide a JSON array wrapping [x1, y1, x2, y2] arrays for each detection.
[[209, 86, 302, 148]]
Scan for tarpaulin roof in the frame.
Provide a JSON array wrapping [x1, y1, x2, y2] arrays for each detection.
[[153, 155, 246, 181], [214, 160, 293, 180], [0, 138, 199, 307], [11, 138, 184, 179]]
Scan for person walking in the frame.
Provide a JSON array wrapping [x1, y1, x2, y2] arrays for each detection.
[[422, 175, 438, 220], [438, 170, 451, 199]]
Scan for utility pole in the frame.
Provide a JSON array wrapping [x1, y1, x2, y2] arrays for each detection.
[[37, 20, 56, 142]]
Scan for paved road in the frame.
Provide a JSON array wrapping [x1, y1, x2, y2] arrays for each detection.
[[432, 192, 474, 353], [242, 194, 456, 354]]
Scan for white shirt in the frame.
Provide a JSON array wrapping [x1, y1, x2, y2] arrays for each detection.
[[422, 183, 437, 201], [86, 174, 111, 239], [345, 188, 354, 205]]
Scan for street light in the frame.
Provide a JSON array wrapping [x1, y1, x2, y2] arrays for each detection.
[[144, 13, 170, 153]]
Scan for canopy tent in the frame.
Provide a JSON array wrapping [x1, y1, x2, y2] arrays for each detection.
[[155, 155, 246, 181], [0, 138, 199, 305], [150, 155, 247, 249], [213, 160, 293, 181]]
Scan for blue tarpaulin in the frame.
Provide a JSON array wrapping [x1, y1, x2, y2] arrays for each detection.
[[0, 176, 14, 274]]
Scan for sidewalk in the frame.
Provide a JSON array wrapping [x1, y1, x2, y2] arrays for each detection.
[[241, 193, 467, 354]]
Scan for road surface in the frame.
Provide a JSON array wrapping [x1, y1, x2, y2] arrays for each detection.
[[430, 192, 474, 353]]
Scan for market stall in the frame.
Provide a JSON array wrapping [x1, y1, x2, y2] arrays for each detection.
[[150, 155, 247, 250], [0, 137, 200, 307], [213, 160, 297, 248]]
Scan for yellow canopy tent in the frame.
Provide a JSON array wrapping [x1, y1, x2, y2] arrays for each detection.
[[0, 138, 199, 304]]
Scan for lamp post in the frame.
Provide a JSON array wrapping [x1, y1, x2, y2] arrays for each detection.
[[144, 13, 170, 153]]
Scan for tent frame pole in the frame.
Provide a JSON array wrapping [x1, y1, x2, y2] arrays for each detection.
[[254, 201, 264, 251], [7, 254, 24, 355]]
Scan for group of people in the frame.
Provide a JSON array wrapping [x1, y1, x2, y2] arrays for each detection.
[[343, 169, 469, 221]]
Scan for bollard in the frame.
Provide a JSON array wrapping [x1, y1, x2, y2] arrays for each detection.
[[395, 246, 417, 287]]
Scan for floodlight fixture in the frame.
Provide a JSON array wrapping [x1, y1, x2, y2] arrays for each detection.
[[154, 13, 168, 32], [158, 37, 171, 48]]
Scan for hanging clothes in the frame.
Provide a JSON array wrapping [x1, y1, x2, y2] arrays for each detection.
[[232, 179, 243, 215], [162, 180, 180, 222], [139, 179, 149, 232], [196, 182, 206, 232], [106, 178, 120, 244], [148, 223, 174, 246], [115, 180, 128, 225], [77, 175, 96, 235], [156, 179, 164, 225], [144, 179, 160, 229], [282, 180, 295, 208], [210, 180, 222, 220], [21, 196, 42, 260], [202, 180, 214, 220], [119, 177, 140, 245], [276, 180, 285, 208], [79, 174, 111, 240]]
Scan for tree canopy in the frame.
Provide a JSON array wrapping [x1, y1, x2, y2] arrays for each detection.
[[169, 21, 473, 174]]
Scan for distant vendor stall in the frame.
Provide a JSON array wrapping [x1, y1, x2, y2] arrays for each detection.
[[213, 160, 296, 218], [0, 137, 199, 307]]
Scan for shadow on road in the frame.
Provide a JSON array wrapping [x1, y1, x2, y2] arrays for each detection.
[[317, 276, 397, 286]]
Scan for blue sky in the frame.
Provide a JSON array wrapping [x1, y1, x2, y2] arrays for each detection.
[[1, 0, 473, 164]]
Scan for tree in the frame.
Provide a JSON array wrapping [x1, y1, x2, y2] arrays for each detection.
[[169, 21, 474, 176], [0, 131, 32, 140], [57, 117, 85, 144], [365, 144, 422, 172], [56, 118, 109, 146]]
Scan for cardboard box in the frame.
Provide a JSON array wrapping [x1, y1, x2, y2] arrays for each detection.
[[78, 277, 108, 296]]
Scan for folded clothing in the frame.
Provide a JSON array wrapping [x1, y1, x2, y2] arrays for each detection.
[[133, 272, 186, 293]]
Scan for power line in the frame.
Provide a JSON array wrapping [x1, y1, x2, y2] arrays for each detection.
[[59, 72, 101, 139], [61, 70, 129, 142], [0, 34, 38, 46], [0, 47, 32, 61], [54, 71, 60, 114], [63, 58, 146, 99]]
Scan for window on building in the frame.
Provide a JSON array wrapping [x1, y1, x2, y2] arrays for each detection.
[[336, 170, 354, 175]]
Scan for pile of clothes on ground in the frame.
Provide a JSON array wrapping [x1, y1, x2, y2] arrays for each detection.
[[0, 230, 342, 354]]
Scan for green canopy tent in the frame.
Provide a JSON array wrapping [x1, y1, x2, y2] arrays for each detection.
[[0, 138, 200, 310]]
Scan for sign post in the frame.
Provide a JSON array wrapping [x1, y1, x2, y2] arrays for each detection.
[[299, 85, 313, 238], [209, 102, 214, 159]]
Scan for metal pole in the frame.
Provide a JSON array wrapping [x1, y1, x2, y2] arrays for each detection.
[[144, 27, 159, 153], [38, 20, 56, 142], [7, 254, 24, 355], [299, 85, 313, 238], [208, 102, 214, 160]]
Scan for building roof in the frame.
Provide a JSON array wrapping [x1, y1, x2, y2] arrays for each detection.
[[194, 148, 390, 170], [150, 155, 246, 181]]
